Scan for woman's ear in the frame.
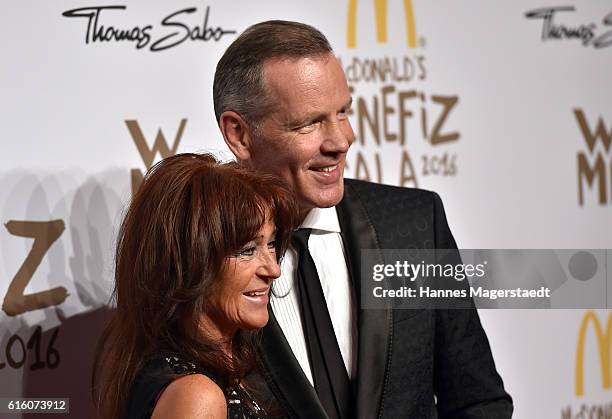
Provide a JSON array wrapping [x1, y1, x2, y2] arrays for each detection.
[[219, 111, 253, 162]]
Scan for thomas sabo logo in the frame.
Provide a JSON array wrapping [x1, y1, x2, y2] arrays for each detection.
[[525, 6, 612, 49], [62, 5, 236, 52]]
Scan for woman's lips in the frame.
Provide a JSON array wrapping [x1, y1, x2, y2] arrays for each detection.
[[242, 288, 270, 304]]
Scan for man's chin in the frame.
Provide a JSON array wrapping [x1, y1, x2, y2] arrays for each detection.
[[312, 185, 345, 208]]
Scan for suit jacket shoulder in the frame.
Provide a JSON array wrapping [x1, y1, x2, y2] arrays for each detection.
[[339, 178, 513, 419], [342, 178, 457, 249]]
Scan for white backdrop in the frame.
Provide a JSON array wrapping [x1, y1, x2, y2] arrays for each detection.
[[1, 1, 611, 417]]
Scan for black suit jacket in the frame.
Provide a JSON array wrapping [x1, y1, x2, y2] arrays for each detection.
[[256, 179, 513, 418]]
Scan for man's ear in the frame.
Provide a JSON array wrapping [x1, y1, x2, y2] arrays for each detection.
[[219, 111, 253, 162]]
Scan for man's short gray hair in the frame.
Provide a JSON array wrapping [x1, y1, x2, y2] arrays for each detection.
[[213, 20, 333, 135]]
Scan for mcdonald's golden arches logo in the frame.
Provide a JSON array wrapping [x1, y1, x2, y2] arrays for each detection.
[[575, 311, 612, 396], [347, 0, 418, 48]]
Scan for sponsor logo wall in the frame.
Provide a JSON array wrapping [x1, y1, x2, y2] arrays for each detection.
[[562, 310, 612, 418], [575, 109, 612, 206], [341, 0, 461, 189], [0, 1, 610, 417]]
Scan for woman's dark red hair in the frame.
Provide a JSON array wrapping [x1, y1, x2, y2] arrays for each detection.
[[92, 153, 297, 418]]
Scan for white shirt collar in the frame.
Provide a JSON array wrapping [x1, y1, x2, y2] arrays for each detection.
[[299, 206, 341, 233]]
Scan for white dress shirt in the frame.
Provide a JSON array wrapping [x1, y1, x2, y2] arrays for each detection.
[[270, 206, 357, 386]]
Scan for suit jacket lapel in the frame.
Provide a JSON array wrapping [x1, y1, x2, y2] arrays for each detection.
[[258, 307, 329, 418], [337, 181, 392, 419]]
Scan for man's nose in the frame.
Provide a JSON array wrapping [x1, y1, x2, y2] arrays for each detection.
[[321, 119, 354, 154]]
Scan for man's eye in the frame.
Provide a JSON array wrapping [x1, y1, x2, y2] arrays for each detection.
[[235, 247, 256, 257], [296, 121, 319, 133]]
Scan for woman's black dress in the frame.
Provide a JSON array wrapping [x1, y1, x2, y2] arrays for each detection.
[[126, 354, 267, 419]]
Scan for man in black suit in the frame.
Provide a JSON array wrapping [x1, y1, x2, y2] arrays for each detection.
[[214, 20, 512, 418]]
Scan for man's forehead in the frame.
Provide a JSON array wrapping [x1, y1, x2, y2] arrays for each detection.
[[263, 53, 333, 70], [263, 54, 333, 86], [262, 54, 349, 108]]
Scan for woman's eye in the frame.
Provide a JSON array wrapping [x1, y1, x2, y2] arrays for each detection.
[[235, 246, 256, 257], [267, 241, 277, 251]]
